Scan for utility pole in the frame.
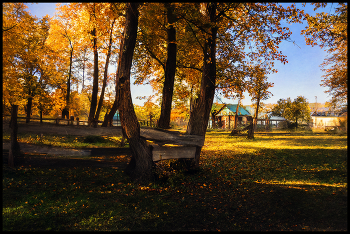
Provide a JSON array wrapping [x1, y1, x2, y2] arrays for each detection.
[[315, 96, 318, 114]]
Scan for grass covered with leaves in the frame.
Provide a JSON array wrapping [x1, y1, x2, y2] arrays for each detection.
[[3, 130, 347, 231]]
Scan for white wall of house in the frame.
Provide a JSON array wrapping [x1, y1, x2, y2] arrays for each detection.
[[311, 116, 341, 128]]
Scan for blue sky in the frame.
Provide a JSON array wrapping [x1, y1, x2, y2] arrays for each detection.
[[25, 3, 335, 106]]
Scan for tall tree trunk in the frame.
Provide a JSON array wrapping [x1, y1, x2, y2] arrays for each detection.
[[102, 96, 118, 127], [116, 3, 153, 183], [88, 26, 99, 126], [26, 96, 32, 123], [95, 19, 116, 122], [9, 105, 20, 167], [254, 97, 260, 130], [157, 3, 177, 129], [63, 47, 73, 119], [82, 47, 87, 91], [234, 97, 241, 129], [186, 2, 217, 168]]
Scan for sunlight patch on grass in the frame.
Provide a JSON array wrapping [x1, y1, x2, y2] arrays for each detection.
[[3, 206, 25, 214], [255, 179, 347, 188], [204, 132, 347, 152]]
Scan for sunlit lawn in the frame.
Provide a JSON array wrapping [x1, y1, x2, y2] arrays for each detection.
[[2, 130, 347, 231]]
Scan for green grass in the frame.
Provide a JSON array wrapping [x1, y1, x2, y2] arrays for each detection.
[[3, 130, 347, 231]]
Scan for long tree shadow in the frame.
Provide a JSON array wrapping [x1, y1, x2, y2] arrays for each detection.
[[3, 148, 132, 169]]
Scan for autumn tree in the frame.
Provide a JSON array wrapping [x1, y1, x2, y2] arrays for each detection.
[[48, 3, 83, 119], [271, 96, 311, 129], [157, 3, 178, 129], [132, 3, 204, 129], [94, 18, 116, 123], [3, 3, 64, 121], [110, 3, 154, 182], [301, 3, 347, 105], [247, 65, 273, 130]]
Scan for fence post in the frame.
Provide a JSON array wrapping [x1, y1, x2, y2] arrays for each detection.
[[9, 105, 20, 167], [76, 117, 79, 126]]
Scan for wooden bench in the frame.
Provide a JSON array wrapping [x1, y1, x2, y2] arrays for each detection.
[[139, 128, 205, 161]]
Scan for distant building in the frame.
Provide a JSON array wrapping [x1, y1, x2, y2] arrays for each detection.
[[209, 103, 251, 129], [311, 111, 347, 130], [112, 111, 121, 126]]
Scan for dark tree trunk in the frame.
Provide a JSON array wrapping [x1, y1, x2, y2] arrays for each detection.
[[26, 97, 32, 123], [40, 109, 43, 124], [88, 26, 99, 126], [247, 116, 254, 139], [233, 98, 240, 129], [186, 3, 217, 168], [116, 3, 154, 183], [157, 3, 177, 129], [9, 105, 20, 167], [253, 97, 260, 131], [266, 117, 270, 130], [95, 19, 116, 122], [102, 97, 118, 127], [63, 47, 73, 119]]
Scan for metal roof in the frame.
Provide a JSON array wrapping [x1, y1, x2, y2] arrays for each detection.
[[212, 103, 251, 116]]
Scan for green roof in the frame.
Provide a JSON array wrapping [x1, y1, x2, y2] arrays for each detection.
[[211, 103, 251, 116]]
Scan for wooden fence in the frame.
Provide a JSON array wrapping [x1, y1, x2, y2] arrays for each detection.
[[3, 114, 159, 128], [3, 115, 105, 126]]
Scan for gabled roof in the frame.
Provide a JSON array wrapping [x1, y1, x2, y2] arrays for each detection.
[[211, 103, 251, 116], [226, 104, 251, 116]]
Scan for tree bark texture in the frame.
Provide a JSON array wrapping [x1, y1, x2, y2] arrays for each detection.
[[186, 3, 217, 136], [26, 97, 32, 123], [157, 3, 177, 129], [233, 97, 241, 129], [95, 19, 116, 122], [247, 116, 254, 139], [102, 98, 118, 127], [116, 3, 154, 183], [186, 3, 217, 168], [66, 48, 73, 119], [9, 105, 20, 167], [88, 24, 99, 126], [253, 97, 260, 131]]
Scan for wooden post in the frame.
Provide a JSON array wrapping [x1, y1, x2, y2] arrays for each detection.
[[70, 116, 74, 125], [9, 105, 20, 167], [76, 117, 79, 126]]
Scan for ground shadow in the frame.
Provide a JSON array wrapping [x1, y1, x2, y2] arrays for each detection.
[[3, 149, 131, 169]]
